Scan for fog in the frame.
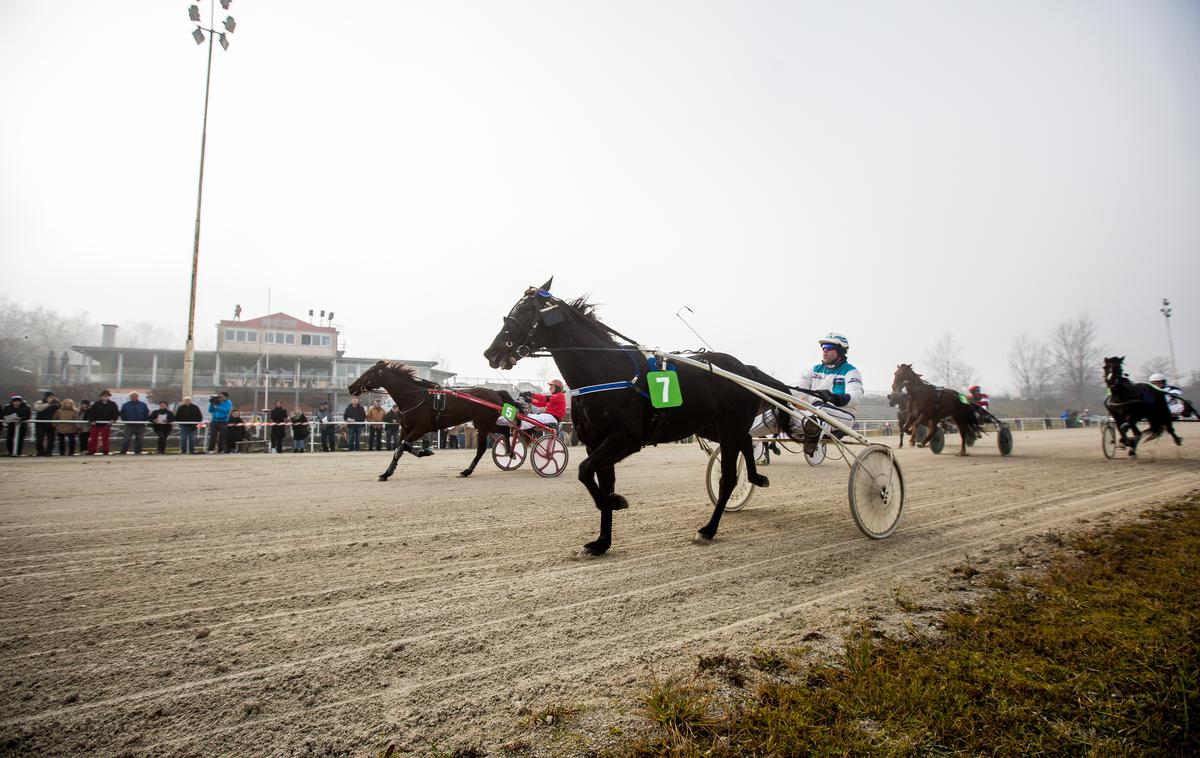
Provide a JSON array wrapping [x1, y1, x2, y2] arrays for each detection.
[[2, 1, 1197, 391]]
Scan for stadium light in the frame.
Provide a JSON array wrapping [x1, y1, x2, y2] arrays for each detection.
[[181, 1, 242, 399], [1160, 298, 1178, 382]]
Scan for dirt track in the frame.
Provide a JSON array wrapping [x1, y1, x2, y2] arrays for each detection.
[[1, 428, 1198, 756]]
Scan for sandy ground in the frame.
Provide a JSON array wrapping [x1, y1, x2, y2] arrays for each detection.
[[1, 427, 1198, 757]]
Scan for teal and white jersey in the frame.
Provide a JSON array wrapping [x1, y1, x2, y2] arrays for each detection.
[[799, 360, 864, 411]]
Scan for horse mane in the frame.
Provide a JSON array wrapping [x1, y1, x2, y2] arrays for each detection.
[[565, 295, 598, 320], [382, 361, 442, 389]]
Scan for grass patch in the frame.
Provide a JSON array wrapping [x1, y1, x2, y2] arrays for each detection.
[[628, 493, 1200, 756]]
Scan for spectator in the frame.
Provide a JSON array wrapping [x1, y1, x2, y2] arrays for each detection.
[[174, 396, 202, 454], [268, 401, 288, 453], [77, 399, 92, 452], [119, 391, 150, 454], [207, 392, 232, 453], [366, 399, 386, 451], [290, 407, 309, 452], [33, 391, 60, 456], [3, 395, 31, 456], [343, 396, 366, 451], [149, 400, 175, 455], [54, 399, 80, 456], [87, 390, 119, 455], [225, 409, 246, 452], [383, 406, 400, 450], [314, 401, 336, 452]]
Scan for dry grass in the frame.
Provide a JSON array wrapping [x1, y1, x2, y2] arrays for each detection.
[[626, 493, 1200, 756]]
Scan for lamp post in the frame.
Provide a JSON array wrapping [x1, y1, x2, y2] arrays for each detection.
[[1160, 298, 1178, 382], [181, 0, 238, 400]]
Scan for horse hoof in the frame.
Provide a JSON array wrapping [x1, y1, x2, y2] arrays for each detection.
[[693, 530, 716, 544], [377, 475, 390, 482], [415, 450, 434, 458], [607, 494, 629, 511], [749, 473, 769, 488], [458, 470, 472, 478], [582, 539, 610, 555]]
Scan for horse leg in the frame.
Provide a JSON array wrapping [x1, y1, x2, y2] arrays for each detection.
[[577, 434, 640, 555], [378, 437, 407, 481], [459, 422, 490, 477], [1125, 421, 1142, 457], [697, 437, 743, 542], [742, 435, 768, 488]]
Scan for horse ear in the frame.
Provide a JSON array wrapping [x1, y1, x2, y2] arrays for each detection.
[[539, 276, 553, 292]]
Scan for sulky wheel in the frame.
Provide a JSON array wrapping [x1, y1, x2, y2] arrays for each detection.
[[997, 424, 1013, 456], [705, 447, 755, 512], [1101, 423, 1117, 459], [531, 433, 569, 478], [847, 444, 905, 539], [491, 433, 528, 471], [930, 426, 945, 455]]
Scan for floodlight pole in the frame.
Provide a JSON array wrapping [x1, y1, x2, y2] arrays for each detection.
[[1160, 298, 1178, 382], [181, 5, 216, 400]]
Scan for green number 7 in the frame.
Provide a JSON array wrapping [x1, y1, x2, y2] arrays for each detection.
[[647, 370, 682, 408]]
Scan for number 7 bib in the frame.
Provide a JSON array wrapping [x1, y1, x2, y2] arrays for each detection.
[[647, 370, 683, 408]]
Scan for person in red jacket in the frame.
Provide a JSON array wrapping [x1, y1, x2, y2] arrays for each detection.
[[520, 379, 567, 429]]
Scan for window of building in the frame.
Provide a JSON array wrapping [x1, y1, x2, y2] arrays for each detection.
[[301, 334, 331, 346], [264, 331, 296, 345], [224, 329, 257, 343]]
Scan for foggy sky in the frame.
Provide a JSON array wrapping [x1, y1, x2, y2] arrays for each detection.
[[2, 1, 1197, 392]]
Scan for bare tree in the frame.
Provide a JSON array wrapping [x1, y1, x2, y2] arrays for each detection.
[[0, 297, 95, 388], [1008, 334, 1052, 407], [922, 332, 974, 389], [1139, 355, 1174, 381], [1049, 313, 1103, 408]]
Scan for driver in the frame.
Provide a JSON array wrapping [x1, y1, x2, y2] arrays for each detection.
[[1148, 373, 1194, 419], [751, 332, 863, 455], [519, 379, 567, 430], [967, 384, 991, 424]]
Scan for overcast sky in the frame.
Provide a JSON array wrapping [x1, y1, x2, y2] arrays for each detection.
[[2, 1, 1197, 392]]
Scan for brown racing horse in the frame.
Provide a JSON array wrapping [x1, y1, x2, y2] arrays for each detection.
[[891, 364, 984, 456], [347, 361, 519, 480]]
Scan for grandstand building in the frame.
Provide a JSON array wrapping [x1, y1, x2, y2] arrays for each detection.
[[71, 312, 456, 411]]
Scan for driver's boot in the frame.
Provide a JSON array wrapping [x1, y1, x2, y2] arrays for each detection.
[[802, 418, 822, 456]]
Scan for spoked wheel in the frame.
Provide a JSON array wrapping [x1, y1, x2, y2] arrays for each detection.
[[531, 433, 569, 478], [491, 433, 528, 471], [930, 426, 945, 455], [804, 442, 826, 466], [848, 444, 905, 539], [1101, 423, 1117, 459], [705, 447, 755, 512], [997, 424, 1013, 456]]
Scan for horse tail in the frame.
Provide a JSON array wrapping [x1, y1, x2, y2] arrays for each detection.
[[958, 396, 985, 442]]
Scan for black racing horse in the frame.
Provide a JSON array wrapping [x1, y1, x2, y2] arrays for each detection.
[[1102, 355, 1180, 456], [484, 279, 792, 555], [347, 361, 519, 480], [890, 364, 984, 456]]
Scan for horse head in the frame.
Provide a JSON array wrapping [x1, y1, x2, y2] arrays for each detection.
[[1103, 356, 1127, 388], [347, 360, 390, 397], [890, 363, 920, 402], [484, 277, 562, 370]]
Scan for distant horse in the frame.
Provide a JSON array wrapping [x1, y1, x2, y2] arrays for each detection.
[[347, 361, 518, 480], [1102, 355, 1179, 456], [887, 386, 911, 448], [484, 278, 791, 555], [890, 364, 984, 456]]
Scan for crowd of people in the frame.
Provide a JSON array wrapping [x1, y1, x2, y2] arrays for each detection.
[[0, 390, 469, 457]]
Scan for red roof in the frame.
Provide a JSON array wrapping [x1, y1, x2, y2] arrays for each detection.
[[218, 312, 335, 333]]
